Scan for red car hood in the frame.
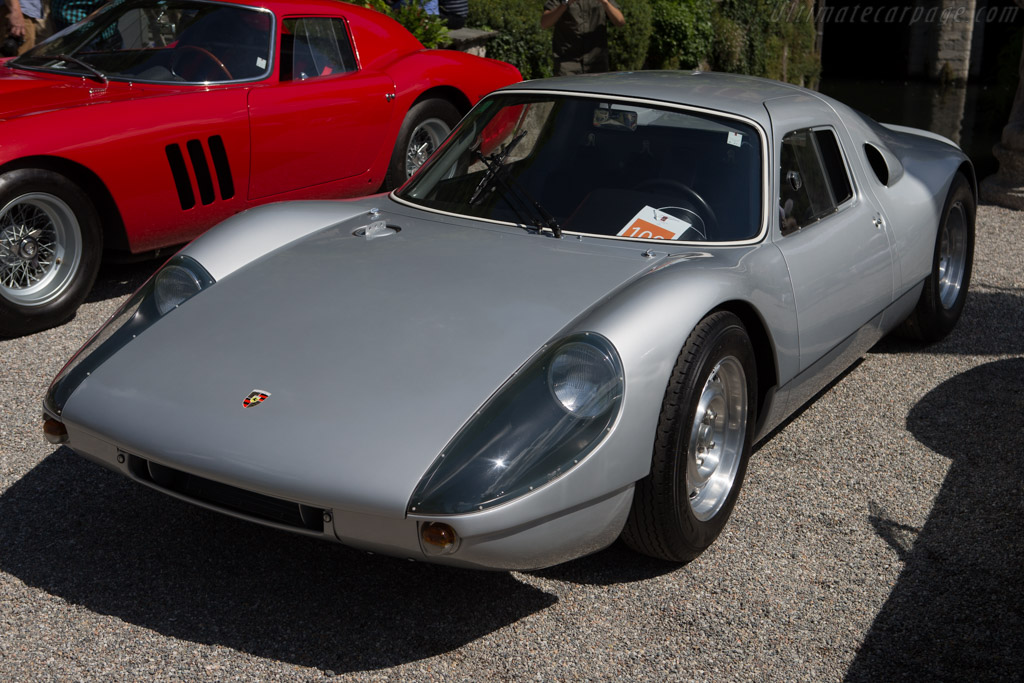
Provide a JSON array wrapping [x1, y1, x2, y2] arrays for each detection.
[[0, 66, 181, 119]]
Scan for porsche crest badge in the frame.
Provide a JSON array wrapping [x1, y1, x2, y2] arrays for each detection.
[[243, 390, 271, 408]]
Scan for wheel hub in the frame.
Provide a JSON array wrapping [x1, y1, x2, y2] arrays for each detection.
[[404, 117, 451, 179], [937, 201, 967, 310], [0, 192, 81, 307], [685, 357, 748, 521], [19, 236, 39, 260]]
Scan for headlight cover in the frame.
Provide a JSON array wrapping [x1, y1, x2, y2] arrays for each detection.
[[153, 263, 204, 316], [44, 255, 214, 416], [408, 333, 623, 515]]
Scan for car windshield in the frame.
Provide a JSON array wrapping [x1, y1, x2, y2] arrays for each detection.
[[12, 0, 272, 83], [397, 93, 765, 243]]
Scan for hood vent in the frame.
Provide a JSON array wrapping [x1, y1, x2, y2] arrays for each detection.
[[165, 135, 236, 211]]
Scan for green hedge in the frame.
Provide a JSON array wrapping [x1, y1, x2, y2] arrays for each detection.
[[609, 0, 653, 72], [469, 0, 552, 80], [456, 0, 820, 85], [356, 0, 449, 49], [646, 0, 713, 70], [711, 0, 820, 86]]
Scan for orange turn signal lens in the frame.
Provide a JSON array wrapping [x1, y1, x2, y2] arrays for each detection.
[[43, 418, 69, 445], [419, 522, 459, 556]]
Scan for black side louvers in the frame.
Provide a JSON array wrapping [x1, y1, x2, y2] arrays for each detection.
[[165, 135, 236, 210]]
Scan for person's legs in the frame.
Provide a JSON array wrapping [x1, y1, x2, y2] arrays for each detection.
[[17, 15, 40, 53]]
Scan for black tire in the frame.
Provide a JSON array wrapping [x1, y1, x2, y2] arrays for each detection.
[[385, 98, 461, 190], [0, 169, 102, 337], [898, 173, 975, 342], [622, 311, 757, 563]]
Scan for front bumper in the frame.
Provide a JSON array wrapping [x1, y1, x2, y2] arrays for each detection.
[[52, 417, 634, 571]]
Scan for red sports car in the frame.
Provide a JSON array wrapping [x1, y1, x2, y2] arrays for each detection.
[[0, 0, 520, 336]]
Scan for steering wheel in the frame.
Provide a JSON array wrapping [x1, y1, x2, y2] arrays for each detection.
[[170, 46, 232, 81], [633, 178, 718, 238]]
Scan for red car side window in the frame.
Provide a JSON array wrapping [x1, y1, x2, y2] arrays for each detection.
[[280, 17, 357, 82]]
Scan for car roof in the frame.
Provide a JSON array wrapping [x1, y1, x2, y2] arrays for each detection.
[[503, 71, 824, 131]]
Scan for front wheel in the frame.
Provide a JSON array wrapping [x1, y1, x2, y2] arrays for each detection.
[[897, 173, 975, 342], [385, 98, 461, 189], [622, 311, 757, 563], [0, 169, 102, 337]]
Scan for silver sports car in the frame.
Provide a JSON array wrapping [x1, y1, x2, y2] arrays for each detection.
[[43, 72, 974, 570]]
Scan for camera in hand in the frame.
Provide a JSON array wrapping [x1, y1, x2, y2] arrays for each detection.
[[1, 33, 24, 57]]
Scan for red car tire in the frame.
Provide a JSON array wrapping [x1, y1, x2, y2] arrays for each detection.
[[386, 98, 461, 190], [0, 169, 103, 337]]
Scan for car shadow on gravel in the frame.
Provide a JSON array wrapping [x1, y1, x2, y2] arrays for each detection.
[[530, 539, 680, 585], [845, 358, 1024, 681], [869, 291, 1024, 356], [0, 450, 556, 674]]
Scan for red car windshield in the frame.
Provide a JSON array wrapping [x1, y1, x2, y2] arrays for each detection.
[[13, 0, 273, 84]]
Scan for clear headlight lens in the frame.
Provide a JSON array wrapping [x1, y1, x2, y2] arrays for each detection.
[[44, 255, 214, 416], [548, 341, 620, 418], [154, 264, 203, 316], [408, 333, 623, 515]]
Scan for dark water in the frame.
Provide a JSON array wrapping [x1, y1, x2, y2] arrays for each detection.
[[819, 79, 1017, 179]]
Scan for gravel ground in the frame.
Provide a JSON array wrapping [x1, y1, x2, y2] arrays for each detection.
[[1, 204, 1021, 682]]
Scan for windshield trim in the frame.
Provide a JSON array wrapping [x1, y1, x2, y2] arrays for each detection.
[[10, 0, 276, 86], [392, 89, 770, 246]]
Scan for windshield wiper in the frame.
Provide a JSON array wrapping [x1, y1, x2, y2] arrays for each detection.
[[56, 54, 108, 84], [468, 130, 528, 206], [468, 132, 563, 238], [472, 149, 563, 239]]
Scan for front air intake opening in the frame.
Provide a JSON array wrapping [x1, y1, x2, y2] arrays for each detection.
[[125, 453, 325, 533]]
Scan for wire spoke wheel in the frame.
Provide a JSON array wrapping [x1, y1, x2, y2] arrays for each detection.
[[0, 193, 83, 308], [404, 117, 451, 179]]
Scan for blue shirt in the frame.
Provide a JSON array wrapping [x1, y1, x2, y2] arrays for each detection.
[[18, 0, 44, 20]]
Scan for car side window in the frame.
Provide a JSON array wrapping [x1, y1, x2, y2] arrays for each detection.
[[281, 17, 357, 82], [779, 128, 853, 235]]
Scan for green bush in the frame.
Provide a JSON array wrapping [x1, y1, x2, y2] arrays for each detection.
[[609, 0, 653, 72], [711, 0, 820, 86], [356, 0, 449, 49], [469, 0, 552, 80], [709, 11, 746, 74], [646, 0, 713, 70]]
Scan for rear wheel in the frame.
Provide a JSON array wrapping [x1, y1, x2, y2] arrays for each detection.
[[0, 169, 102, 337], [622, 311, 757, 562], [898, 173, 975, 342], [385, 98, 461, 189]]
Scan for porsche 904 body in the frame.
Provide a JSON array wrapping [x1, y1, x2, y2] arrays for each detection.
[[43, 72, 975, 570]]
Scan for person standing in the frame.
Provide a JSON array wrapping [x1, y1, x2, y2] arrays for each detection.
[[541, 0, 625, 76], [2, 0, 47, 55]]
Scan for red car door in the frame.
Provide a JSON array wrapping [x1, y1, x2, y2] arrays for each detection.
[[247, 16, 395, 200]]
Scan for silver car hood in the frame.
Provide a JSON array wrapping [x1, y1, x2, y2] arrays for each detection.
[[64, 212, 656, 516]]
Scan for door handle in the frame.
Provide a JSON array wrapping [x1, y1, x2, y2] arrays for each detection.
[[872, 213, 884, 229]]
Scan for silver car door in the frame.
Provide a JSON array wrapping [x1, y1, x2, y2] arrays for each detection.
[[766, 94, 896, 372]]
